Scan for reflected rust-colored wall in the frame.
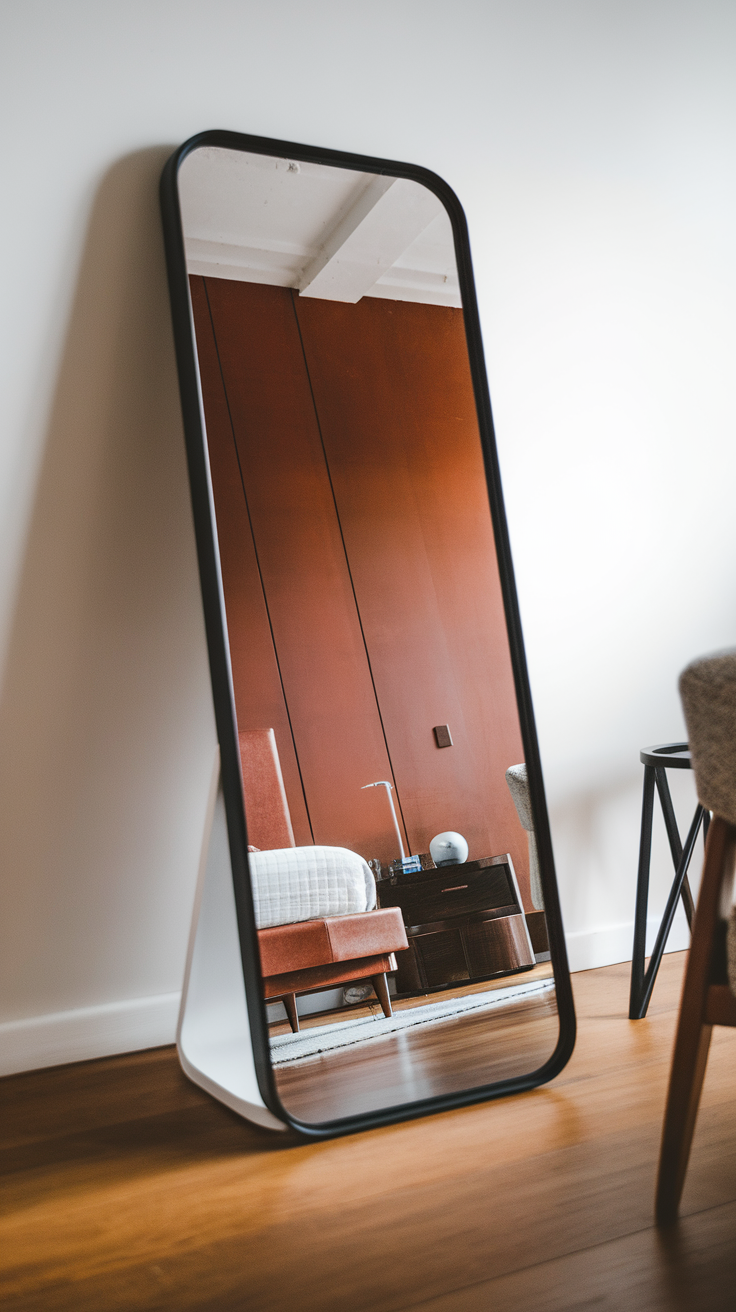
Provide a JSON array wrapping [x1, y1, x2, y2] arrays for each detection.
[[191, 276, 530, 905], [190, 277, 313, 846], [191, 277, 401, 862]]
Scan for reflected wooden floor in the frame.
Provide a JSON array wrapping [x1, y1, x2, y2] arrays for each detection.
[[3, 955, 736, 1311], [273, 967, 559, 1121]]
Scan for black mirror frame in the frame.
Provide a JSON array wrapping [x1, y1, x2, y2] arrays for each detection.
[[160, 129, 576, 1139]]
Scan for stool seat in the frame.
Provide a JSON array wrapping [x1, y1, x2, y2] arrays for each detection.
[[640, 742, 691, 770]]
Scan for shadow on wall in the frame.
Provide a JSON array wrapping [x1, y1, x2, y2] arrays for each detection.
[[0, 149, 215, 1023]]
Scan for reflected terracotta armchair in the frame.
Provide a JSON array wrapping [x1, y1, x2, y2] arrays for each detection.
[[239, 729, 408, 1033]]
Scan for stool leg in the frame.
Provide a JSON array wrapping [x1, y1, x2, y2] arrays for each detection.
[[655, 765, 700, 927], [681, 880, 695, 928], [655, 767, 701, 926], [688, 811, 712, 927], [637, 804, 705, 1019], [696, 809, 712, 926], [372, 973, 393, 1020], [655, 767, 684, 869], [630, 766, 655, 1019]]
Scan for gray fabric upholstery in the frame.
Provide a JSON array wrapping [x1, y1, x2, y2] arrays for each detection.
[[679, 649, 736, 999], [505, 763, 544, 911], [678, 649, 736, 827], [728, 907, 736, 993]]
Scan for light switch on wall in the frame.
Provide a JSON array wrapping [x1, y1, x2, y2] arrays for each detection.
[[433, 724, 453, 748]]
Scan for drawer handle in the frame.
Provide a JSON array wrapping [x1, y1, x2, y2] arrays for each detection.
[[442, 884, 469, 892]]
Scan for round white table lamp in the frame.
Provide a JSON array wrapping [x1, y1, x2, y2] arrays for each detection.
[[430, 831, 469, 867]]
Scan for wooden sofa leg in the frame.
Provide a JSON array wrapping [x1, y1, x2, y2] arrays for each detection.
[[283, 993, 300, 1034], [372, 973, 393, 1020]]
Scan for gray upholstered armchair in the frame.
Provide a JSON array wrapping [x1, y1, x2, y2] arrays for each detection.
[[656, 649, 736, 1223], [505, 763, 544, 911]]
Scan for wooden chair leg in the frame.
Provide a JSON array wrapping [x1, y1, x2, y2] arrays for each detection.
[[655, 816, 736, 1224], [656, 1020, 713, 1224], [283, 993, 299, 1034], [372, 972, 393, 1020]]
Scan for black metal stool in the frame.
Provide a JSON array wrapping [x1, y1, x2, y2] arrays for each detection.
[[629, 743, 709, 1019]]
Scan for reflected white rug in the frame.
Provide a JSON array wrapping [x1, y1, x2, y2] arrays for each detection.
[[270, 978, 556, 1064]]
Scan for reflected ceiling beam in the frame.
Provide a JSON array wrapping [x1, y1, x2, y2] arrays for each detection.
[[297, 177, 445, 304]]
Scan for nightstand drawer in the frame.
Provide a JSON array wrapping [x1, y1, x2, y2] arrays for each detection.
[[379, 863, 516, 927]]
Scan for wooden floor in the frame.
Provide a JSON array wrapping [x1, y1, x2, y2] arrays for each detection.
[[3, 953, 736, 1311], [274, 964, 559, 1121]]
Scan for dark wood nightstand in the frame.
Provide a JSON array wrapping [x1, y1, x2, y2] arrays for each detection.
[[376, 854, 535, 995]]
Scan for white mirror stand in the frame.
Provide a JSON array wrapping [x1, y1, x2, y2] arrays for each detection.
[[177, 750, 287, 1132]]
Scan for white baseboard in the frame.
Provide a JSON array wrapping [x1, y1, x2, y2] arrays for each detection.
[[0, 991, 181, 1077], [565, 915, 690, 973], [0, 913, 692, 1077]]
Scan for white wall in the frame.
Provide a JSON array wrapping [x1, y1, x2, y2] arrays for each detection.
[[1, 0, 734, 1073]]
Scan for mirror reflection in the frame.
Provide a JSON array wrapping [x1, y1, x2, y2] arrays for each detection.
[[178, 146, 558, 1122]]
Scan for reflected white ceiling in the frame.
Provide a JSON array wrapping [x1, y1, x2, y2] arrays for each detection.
[[178, 147, 461, 308]]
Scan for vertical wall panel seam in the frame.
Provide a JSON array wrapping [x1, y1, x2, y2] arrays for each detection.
[[289, 289, 411, 856], [201, 277, 315, 843]]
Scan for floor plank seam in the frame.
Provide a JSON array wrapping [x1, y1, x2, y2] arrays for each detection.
[[388, 1199, 736, 1312]]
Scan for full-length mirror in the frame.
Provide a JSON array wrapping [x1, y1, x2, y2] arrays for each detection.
[[162, 132, 574, 1134]]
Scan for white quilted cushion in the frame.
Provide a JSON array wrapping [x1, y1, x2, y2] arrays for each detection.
[[248, 845, 377, 929]]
